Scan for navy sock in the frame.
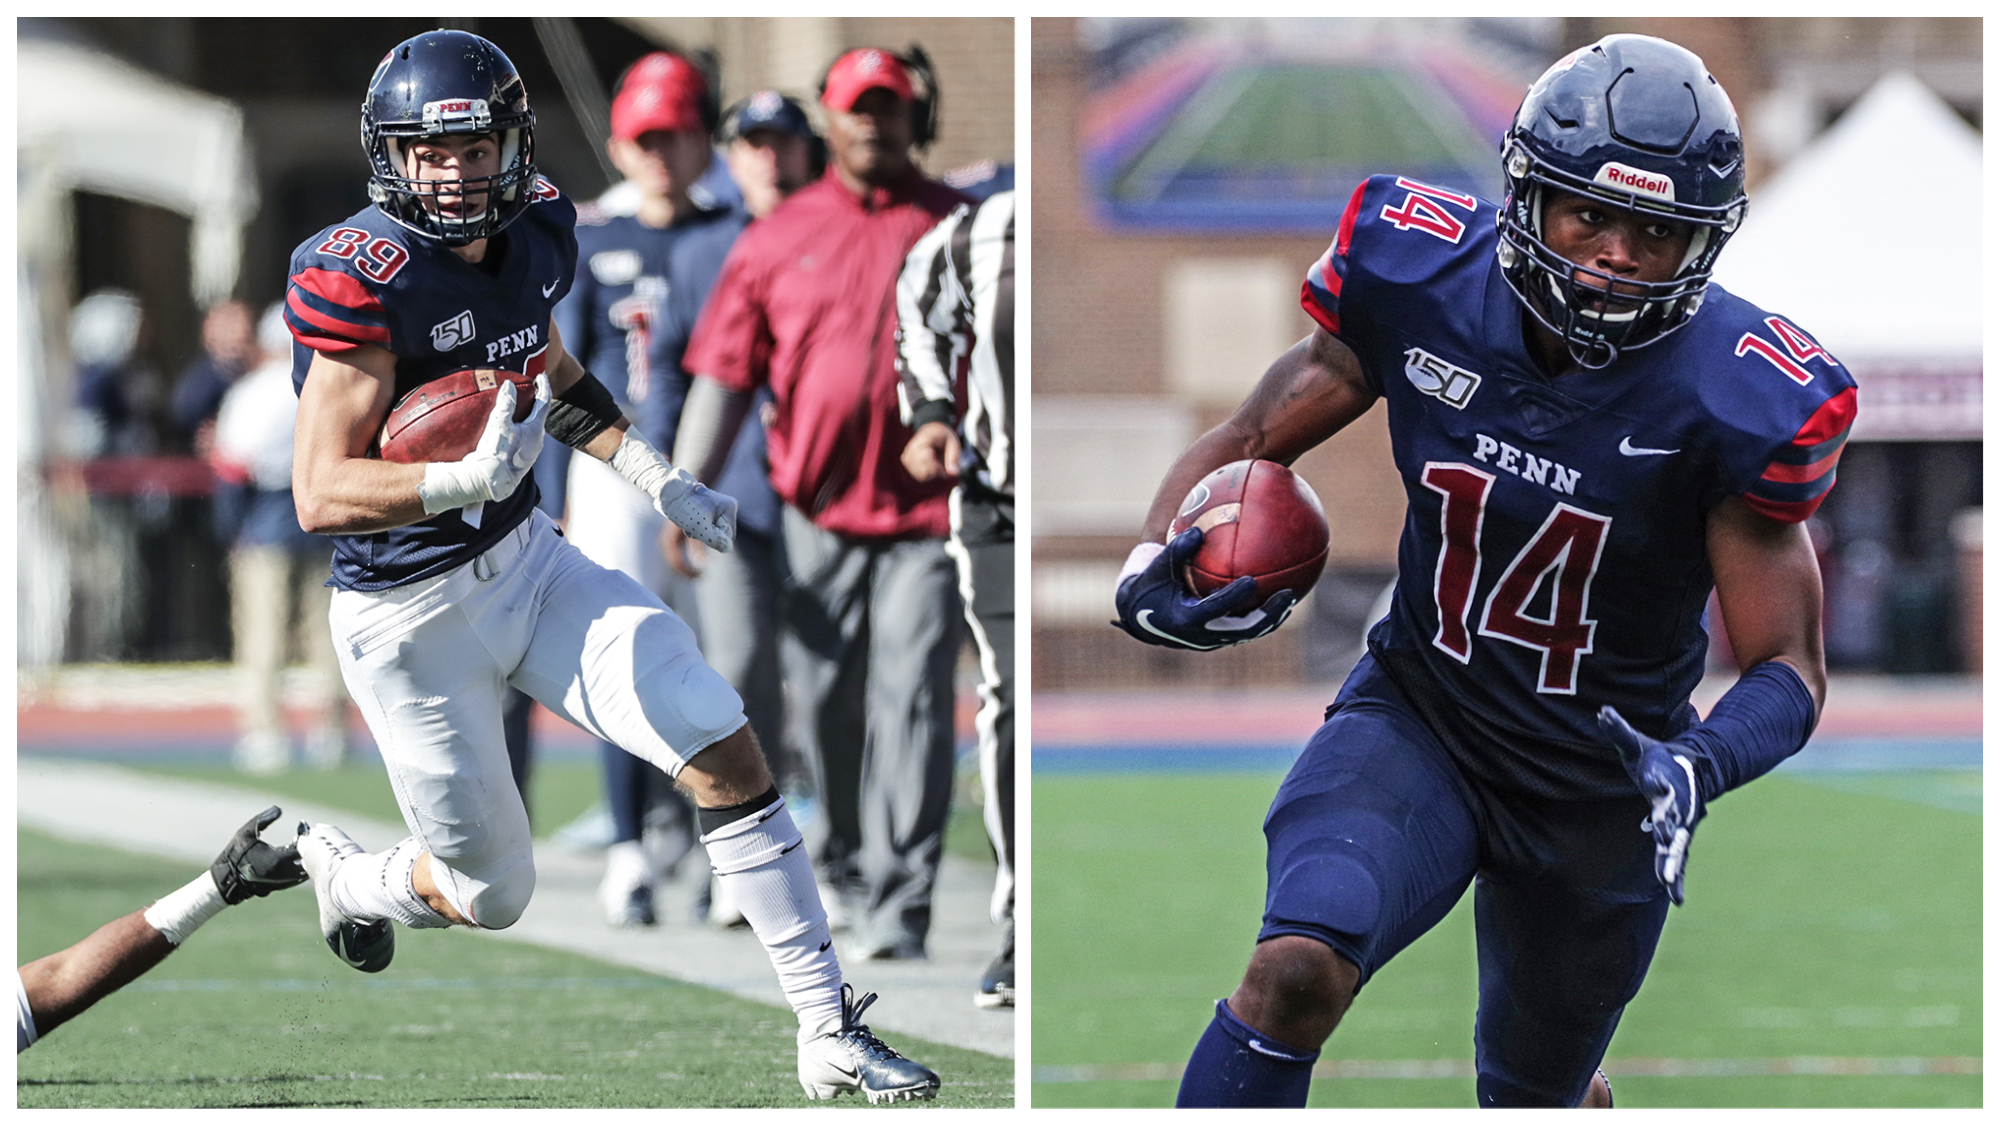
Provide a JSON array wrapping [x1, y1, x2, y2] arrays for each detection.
[[1175, 999, 1319, 1107]]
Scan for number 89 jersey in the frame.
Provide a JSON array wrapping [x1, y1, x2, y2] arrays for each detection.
[[1303, 174, 1856, 799], [284, 177, 578, 592]]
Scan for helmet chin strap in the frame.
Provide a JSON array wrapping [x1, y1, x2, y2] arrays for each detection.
[[498, 129, 521, 202]]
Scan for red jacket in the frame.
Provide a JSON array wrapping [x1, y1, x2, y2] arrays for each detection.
[[685, 169, 969, 540]]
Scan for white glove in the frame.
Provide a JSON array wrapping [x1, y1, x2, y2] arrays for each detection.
[[416, 375, 551, 516], [609, 430, 737, 552]]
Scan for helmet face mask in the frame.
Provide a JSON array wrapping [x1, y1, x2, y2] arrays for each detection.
[[1496, 35, 1747, 369], [363, 31, 538, 247]]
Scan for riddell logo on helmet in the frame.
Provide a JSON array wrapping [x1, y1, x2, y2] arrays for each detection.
[[1594, 162, 1675, 201]]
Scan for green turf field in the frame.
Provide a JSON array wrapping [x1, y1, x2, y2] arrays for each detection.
[[1031, 770, 1979, 1107], [17, 827, 1008, 1108]]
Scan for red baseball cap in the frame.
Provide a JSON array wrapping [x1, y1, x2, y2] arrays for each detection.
[[820, 48, 913, 112], [610, 53, 709, 140]]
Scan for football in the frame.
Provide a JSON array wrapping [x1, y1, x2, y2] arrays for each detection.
[[377, 368, 536, 464], [1167, 459, 1330, 601]]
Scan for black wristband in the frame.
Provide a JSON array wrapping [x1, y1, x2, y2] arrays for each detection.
[[547, 371, 624, 449]]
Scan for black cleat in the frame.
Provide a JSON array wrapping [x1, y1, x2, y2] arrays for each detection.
[[797, 984, 941, 1104]]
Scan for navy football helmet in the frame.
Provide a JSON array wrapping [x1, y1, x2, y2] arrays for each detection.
[[362, 30, 537, 246], [1496, 35, 1747, 368]]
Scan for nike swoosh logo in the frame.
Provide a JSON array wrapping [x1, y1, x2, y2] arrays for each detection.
[[542, 278, 560, 298], [1619, 436, 1680, 456], [1134, 609, 1223, 651], [819, 940, 833, 952]]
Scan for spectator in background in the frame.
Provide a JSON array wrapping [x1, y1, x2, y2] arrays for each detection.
[[65, 289, 158, 662], [676, 47, 972, 960], [895, 189, 1016, 1005], [69, 289, 156, 459], [719, 91, 825, 220], [940, 158, 1013, 202], [170, 299, 257, 457], [209, 301, 350, 774], [556, 52, 781, 928]]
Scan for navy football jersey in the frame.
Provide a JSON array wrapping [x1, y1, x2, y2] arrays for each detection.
[[559, 203, 778, 536], [285, 176, 578, 591], [1303, 174, 1856, 799]]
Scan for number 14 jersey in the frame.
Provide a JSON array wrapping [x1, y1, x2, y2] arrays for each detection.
[[1302, 174, 1856, 800]]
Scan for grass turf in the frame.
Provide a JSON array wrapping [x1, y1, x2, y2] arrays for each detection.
[[1030, 770, 1980, 1107], [17, 828, 1009, 1108]]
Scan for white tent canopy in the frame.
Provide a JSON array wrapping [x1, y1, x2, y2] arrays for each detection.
[[1715, 71, 1981, 365], [18, 39, 258, 304]]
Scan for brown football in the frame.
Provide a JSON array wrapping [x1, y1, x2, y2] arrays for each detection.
[[1167, 459, 1329, 601], [377, 368, 535, 464]]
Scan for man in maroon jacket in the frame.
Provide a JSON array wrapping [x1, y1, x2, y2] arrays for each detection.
[[675, 47, 972, 961]]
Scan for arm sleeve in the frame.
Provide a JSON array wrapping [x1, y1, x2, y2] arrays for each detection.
[[671, 376, 755, 488], [895, 203, 972, 426]]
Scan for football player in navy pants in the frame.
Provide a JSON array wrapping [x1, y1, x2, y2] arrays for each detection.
[[1114, 35, 1853, 1108]]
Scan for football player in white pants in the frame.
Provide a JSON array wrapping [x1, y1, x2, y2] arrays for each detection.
[[282, 29, 936, 1104]]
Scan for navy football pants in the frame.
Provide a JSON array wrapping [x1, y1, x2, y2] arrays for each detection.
[[1254, 660, 1669, 1107]]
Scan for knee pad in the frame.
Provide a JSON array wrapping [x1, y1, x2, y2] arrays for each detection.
[[428, 851, 537, 930], [1267, 850, 1381, 940], [673, 660, 744, 742]]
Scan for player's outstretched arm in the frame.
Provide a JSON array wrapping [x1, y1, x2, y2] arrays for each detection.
[[19, 807, 306, 1046], [1137, 328, 1376, 543], [1601, 498, 1826, 905]]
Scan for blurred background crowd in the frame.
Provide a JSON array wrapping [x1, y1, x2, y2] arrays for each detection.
[[1031, 16, 1981, 694]]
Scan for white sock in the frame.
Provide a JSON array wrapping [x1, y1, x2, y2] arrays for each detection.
[[329, 836, 453, 930], [699, 798, 844, 1042]]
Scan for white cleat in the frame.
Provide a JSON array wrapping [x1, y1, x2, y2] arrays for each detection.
[[295, 822, 395, 973], [798, 984, 940, 1104]]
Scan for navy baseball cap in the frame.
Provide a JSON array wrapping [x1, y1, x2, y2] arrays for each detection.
[[722, 90, 816, 143]]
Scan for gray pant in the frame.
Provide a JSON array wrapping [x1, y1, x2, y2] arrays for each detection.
[[780, 505, 962, 948]]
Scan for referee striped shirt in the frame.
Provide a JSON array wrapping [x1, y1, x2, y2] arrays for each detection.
[[895, 189, 1014, 497]]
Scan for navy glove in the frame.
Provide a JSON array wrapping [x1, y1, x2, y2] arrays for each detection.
[[211, 806, 308, 905], [1112, 526, 1298, 651], [1598, 707, 1704, 906]]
